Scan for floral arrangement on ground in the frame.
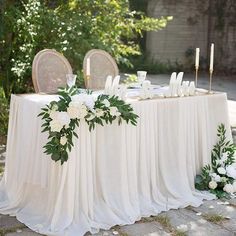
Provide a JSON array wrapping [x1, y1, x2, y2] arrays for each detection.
[[39, 86, 138, 164], [195, 124, 236, 198]]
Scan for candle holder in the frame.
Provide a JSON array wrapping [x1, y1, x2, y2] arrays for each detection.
[[85, 75, 91, 89], [209, 69, 213, 94], [195, 66, 199, 88]]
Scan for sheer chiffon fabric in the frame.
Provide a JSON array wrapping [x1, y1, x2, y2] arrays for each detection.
[[0, 93, 231, 236]]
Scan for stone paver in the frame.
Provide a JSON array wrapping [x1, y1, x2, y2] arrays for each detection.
[[0, 214, 25, 230], [119, 222, 170, 236], [5, 228, 42, 236], [191, 199, 236, 233], [159, 208, 234, 236]]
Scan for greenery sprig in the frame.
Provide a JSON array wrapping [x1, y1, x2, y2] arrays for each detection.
[[38, 86, 138, 164], [195, 124, 236, 198]]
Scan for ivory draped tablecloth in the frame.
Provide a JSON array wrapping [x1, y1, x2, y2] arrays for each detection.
[[0, 92, 232, 236]]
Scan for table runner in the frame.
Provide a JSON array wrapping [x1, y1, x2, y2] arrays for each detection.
[[0, 93, 232, 236]]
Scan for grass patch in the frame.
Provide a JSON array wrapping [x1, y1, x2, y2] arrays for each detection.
[[0, 225, 26, 236], [203, 213, 226, 224], [172, 230, 187, 236]]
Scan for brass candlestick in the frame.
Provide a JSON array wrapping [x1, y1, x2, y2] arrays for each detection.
[[195, 66, 199, 88], [209, 69, 213, 93]]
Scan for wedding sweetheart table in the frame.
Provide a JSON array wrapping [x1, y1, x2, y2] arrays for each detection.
[[0, 91, 232, 236]]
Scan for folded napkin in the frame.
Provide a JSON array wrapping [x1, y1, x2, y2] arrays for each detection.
[[104, 75, 113, 95]]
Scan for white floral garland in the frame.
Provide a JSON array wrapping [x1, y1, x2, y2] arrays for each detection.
[[39, 87, 138, 164]]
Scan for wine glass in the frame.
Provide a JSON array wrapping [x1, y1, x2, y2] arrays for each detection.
[[66, 74, 77, 87]]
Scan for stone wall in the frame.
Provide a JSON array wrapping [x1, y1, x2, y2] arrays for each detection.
[[146, 0, 236, 73]]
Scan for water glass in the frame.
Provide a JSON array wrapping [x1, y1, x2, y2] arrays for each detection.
[[137, 71, 147, 83], [66, 74, 77, 87]]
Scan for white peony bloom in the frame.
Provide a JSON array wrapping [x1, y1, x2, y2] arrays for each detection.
[[57, 112, 70, 126], [103, 99, 110, 107], [60, 136, 67, 145], [110, 106, 121, 117], [217, 167, 226, 175], [95, 108, 104, 117], [209, 181, 217, 190], [50, 120, 63, 132], [67, 106, 80, 119], [226, 165, 236, 179], [210, 173, 221, 182], [233, 181, 236, 192], [71, 94, 95, 110], [223, 183, 234, 193], [78, 105, 88, 119]]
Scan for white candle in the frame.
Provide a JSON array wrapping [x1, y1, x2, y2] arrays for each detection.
[[210, 43, 214, 71], [86, 58, 90, 76], [195, 48, 200, 69]]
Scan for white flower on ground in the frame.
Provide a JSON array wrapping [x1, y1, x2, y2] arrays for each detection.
[[95, 108, 104, 117], [60, 136, 67, 145], [226, 165, 236, 179], [209, 181, 217, 190], [223, 183, 234, 193], [50, 120, 63, 132], [214, 174, 221, 182], [103, 99, 110, 107], [109, 106, 121, 116], [217, 167, 226, 175]]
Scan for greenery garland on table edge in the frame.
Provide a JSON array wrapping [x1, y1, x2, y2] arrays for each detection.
[[195, 124, 236, 198], [38, 86, 139, 165]]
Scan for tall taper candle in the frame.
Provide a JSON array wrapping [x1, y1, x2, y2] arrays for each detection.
[[86, 58, 91, 76], [195, 48, 200, 69], [210, 43, 214, 71]]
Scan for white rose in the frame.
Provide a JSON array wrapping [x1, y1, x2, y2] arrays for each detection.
[[50, 120, 63, 132], [60, 136, 67, 145], [72, 94, 95, 110], [95, 108, 104, 117], [208, 181, 217, 190], [67, 106, 80, 119], [103, 99, 110, 107], [78, 106, 88, 119], [233, 181, 236, 192], [110, 106, 121, 117], [226, 165, 236, 179], [57, 112, 70, 126], [221, 177, 227, 182], [223, 183, 234, 193], [217, 167, 226, 175], [214, 174, 221, 182], [49, 110, 59, 120]]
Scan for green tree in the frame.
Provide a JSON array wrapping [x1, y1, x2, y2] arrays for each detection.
[[0, 0, 170, 98]]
